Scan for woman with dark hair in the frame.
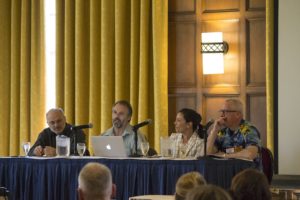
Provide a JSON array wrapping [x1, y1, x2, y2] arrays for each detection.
[[230, 168, 271, 200], [170, 108, 204, 158]]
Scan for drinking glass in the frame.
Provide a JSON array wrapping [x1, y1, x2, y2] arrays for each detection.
[[140, 142, 149, 156], [77, 143, 86, 156], [160, 137, 174, 157], [22, 142, 31, 156], [56, 135, 70, 157]]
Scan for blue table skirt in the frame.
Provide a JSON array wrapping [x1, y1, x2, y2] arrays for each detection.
[[0, 156, 254, 200]]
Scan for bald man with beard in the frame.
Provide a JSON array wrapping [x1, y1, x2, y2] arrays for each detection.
[[28, 108, 86, 156]]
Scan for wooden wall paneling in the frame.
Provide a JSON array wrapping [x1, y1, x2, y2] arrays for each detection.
[[202, 0, 240, 13], [168, 0, 266, 145], [246, 18, 266, 86], [202, 86, 241, 95], [246, 0, 266, 11], [169, 0, 196, 14], [168, 94, 197, 134], [168, 21, 197, 87], [201, 20, 241, 87], [247, 94, 266, 146]]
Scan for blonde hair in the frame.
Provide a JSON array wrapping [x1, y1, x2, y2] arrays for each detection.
[[78, 162, 112, 200], [175, 171, 206, 200]]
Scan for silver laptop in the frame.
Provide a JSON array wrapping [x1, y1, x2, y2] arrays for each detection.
[[91, 136, 127, 157]]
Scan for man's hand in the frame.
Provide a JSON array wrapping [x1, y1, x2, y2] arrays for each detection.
[[44, 146, 56, 157], [210, 117, 226, 134], [33, 145, 44, 156], [206, 118, 226, 154]]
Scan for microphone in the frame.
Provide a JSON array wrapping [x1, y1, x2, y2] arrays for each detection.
[[71, 123, 93, 130], [205, 119, 215, 130], [133, 119, 152, 130]]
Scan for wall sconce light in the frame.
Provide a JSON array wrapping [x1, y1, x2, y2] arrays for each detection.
[[201, 32, 228, 75]]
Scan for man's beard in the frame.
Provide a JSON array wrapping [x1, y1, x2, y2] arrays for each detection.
[[113, 118, 123, 128]]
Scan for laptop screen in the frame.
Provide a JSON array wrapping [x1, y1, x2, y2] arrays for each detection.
[[91, 136, 127, 157]]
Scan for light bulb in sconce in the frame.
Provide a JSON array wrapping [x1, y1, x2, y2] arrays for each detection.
[[201, 32, 228, 75]]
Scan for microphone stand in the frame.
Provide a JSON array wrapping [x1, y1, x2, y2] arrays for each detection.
[[130, 127, 142, 157], [71, 129, 78, 156], [69, 124, 93, 156], [197, 124, 209, 159]]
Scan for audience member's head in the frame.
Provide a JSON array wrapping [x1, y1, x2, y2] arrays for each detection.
[[78, 162, 112, 200], [175, 171, 206, 200], [186, 184, 232, 200], [230, 168, 271, 200]]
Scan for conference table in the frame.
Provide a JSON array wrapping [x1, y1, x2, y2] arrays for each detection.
[[0, 156, 255, 200]]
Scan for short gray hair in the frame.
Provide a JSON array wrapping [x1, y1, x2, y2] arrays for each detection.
[[78, 162, 112, 200], [46, 108, 65, 117], [225, 99, 244, 116]]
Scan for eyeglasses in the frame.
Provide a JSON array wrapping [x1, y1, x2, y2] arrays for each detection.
[[219, 110, 238, 115]]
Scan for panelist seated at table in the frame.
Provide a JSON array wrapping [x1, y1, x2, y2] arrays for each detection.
[[206, 99, 261, 168], [78, 162, 116, 200], [100, 100, 148, 156], [170, 108, 204, 158], [28, 108, 87, 157]]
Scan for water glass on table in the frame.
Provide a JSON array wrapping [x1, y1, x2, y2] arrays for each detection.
[[56, 135, 70, 156], [77, 143, 86, 156], [140, 142, 149, 157], [22, 142, 31, 156], [160, 137, 175, 157]]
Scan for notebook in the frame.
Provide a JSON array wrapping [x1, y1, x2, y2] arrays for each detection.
[[91, 136, 127, 157]]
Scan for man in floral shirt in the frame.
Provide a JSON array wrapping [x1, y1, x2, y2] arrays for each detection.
[[207, 99, 261, 168]]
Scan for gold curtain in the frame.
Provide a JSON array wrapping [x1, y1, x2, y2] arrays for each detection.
[[266, 0, 274, 153], [56, 0, 168, 151], [0, 0, 45, 156]]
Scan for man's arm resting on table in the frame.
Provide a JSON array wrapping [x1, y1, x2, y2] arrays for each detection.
[[206, 130, 218, 154], [224, 145, 258, 160], [32, 145, 56, 156]]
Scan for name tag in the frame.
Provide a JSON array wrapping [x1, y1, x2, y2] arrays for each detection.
[[226, 147, 234, 154], [226, 146, 242, 154]]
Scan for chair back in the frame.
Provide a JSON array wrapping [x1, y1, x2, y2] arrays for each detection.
[[261, 146, 274, 183], [0, 187, 9, 199]]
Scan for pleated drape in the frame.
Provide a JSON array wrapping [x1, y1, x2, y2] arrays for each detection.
[[56, 0, 168, 151], [266, 0, 274, 154], [0, 0, 45, 156]]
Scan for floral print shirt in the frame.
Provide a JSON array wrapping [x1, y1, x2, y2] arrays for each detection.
[[215, 119, 262, 168]]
